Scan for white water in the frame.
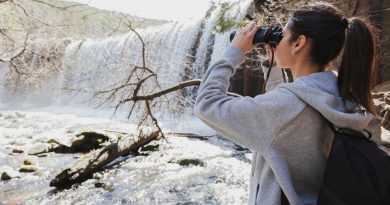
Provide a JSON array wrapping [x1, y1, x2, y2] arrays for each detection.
[[0, 110, 251, 204], [0, 0, 253, 117]]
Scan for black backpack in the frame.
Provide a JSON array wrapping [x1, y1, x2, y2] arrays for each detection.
[[316, 118, 390, 205]]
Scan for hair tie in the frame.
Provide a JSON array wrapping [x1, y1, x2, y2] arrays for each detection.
[[341, 17, 350, 28]]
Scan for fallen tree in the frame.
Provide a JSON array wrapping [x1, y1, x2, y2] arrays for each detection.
[[50, 128, 160, 188]]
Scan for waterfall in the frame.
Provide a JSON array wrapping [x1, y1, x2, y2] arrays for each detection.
[[0, 0, 253, 119]]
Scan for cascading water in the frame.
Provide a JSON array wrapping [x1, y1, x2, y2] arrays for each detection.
[[0, 0, 253, 121]]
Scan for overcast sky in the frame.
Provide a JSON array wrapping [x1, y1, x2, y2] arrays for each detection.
[[64, 0, 214, 21]]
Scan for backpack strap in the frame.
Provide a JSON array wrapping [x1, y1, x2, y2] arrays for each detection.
[[318, 112, 372, 140], [319, 114, 338, 134]]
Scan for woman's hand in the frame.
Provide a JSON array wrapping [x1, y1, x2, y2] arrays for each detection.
[[231, 22, 261, 54]]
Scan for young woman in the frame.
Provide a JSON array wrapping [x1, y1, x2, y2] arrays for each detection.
[[195, 2, 378, 205]]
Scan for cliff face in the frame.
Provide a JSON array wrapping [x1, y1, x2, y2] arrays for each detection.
[[253, 0, 390, 84]]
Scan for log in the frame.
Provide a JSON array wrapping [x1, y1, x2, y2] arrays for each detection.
[[50, 128, 160, 189]]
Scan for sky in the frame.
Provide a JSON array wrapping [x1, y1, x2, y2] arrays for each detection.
[[64, 0, 214, 21]]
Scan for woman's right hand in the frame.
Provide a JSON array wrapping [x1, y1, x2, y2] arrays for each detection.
[[231, 22, 261, 54]]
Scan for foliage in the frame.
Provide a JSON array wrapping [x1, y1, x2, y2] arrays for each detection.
[[214, 2, 250, 33]]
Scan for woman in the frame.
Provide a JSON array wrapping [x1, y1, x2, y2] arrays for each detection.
[[194, 2, 378, 205]]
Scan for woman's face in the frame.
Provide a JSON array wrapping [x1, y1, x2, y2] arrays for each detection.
[[274, 25, 295, 68]]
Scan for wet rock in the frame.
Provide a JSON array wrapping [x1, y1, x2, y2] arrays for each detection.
[[44, 131, 111, 154], [12, 148, 24, 154], [37, 153, 49, 157], [169, 158, 205, 167], [69, 131, 110, 153], [19, 155, 39, 172], [23, 156, 39, 166], [0, 166, 21, 180], [93, 173, 103, 180], [28, 143, 53, 155], [19, 165, 37, 172], [140, 144, 159, 152], [94, 181, 115, 191]]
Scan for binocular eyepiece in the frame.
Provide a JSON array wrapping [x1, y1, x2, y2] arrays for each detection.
[[230, 27, 283, 48]]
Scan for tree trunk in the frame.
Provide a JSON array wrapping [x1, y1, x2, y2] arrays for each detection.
[[50, 128, 160, 189]]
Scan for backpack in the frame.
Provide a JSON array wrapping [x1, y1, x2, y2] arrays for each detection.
[[316, 118, 390, 205]]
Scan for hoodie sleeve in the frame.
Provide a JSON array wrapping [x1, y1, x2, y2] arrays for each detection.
[[194, 45, 304, 154], [261, 60, 288, 92]]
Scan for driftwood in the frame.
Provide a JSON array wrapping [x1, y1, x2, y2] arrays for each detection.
[[50, 128, 160, 189]]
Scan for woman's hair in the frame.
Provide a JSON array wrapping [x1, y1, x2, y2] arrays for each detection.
[[287, 2, 378, 114]]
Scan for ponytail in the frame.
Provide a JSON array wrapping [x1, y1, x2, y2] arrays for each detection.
[[338, 17, 378, 114]]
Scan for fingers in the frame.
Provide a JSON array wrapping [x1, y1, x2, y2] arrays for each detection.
[[232, 21, 261, 53], [240, 21, 256, 33], [250, 23, 261, 36]]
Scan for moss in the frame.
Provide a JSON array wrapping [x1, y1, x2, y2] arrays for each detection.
[[214, 2, 250, 33]]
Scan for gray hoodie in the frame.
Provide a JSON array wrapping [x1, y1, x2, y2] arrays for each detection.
[[194, 45, 373, 205]]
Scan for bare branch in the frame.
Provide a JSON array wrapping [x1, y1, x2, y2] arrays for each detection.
[[121, 79, 202, 102], [107, 15, 125, 36], [145, 100, 166, 141], [124, 17, 146, 68], [0, 33, 29, 65], [31, 0, 85, 11]]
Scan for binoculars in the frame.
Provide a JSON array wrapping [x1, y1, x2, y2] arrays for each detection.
[[230, 27, 283, 48]]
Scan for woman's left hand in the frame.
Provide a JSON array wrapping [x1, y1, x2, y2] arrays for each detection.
[[231, 22, 261, 54]]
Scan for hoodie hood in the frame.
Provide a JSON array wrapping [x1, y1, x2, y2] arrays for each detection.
[[280, 70, 373, 130]]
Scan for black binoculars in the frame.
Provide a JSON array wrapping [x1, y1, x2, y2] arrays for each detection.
[[230, 27, 283, 48]]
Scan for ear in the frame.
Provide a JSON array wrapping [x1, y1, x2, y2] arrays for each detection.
[[292, 35, 307, 54]]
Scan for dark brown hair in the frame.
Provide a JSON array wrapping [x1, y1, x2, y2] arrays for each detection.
[[287, 2, 378, 114]]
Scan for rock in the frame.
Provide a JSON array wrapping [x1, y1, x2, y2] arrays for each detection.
[[372, 81, 390, 93], [168, 158, 205, 167], [140, 144, 159, 152], [23, 156, 39, 166], [70, 131, 110, 153], [93, 173, 103, 180], [386, 96, 390, 105], [47, 139, 62, 145], [382, 110, 390, 130], [94, 181, 115, 191], [45, 131, 111, 154], [373, 92, 385, 99], [0, 166, 21, 180], [372, 82, 390, 131], [12, 148, 24, 154], [28, 143, 53, 155], [19, 165, 37, 172]]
